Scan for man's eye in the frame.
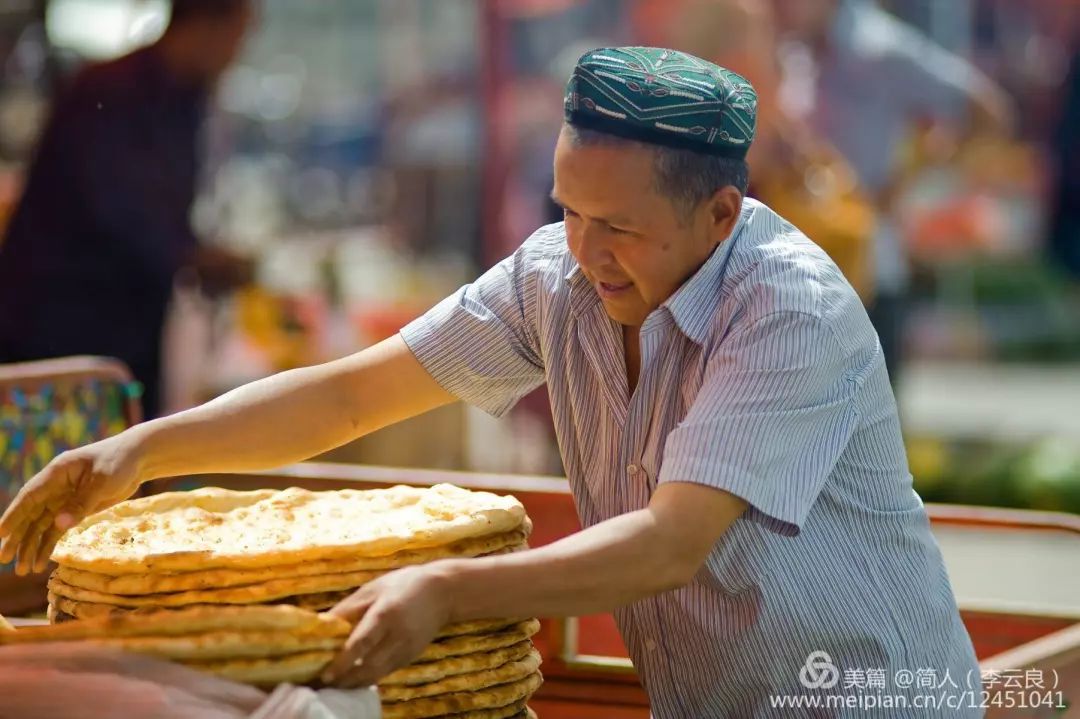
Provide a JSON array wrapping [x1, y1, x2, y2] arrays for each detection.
[[609, 226, 631, 235], [563, 208, 579, 219]]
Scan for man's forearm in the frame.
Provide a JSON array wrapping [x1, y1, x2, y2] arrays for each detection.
[[134, 363, 363, 480], [437, 508, 698, 622], [131, 336, 454, 482]]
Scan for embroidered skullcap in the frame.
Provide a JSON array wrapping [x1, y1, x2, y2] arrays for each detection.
[[564, 46, 757, 159]]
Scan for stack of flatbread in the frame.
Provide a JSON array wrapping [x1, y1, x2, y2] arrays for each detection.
[[42, 483, 544, 718], [0, 605, 353, 686]]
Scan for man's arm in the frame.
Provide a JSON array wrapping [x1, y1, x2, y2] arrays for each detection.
[[136, 335, 455, 479], [323, 482, 747, 685], [0, 335, 454, 572], [441, 482, 747, 619]]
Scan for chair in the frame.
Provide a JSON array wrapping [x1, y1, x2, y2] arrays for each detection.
[[0, 356, 142, 615]]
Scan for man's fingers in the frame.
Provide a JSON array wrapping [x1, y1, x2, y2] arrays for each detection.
[[321, 612, 387, 684], [333, 639, 402, 688], [15, 512, 52, 575], [28, 488, 98, 575], [321, 585, 382, 682], [0, 481, 51, 563], [15, 510, 56, 576], [0, 456, 79, 564], [13, 483, 81, 575], [327, 588, 375, 624], [0, 511, 33, 565], [32, 519, 70, 574]]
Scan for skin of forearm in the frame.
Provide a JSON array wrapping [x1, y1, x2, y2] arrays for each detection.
[[436, 508, 703, 622], [133, 364, 363, 479], [132, 337, 452, 481]]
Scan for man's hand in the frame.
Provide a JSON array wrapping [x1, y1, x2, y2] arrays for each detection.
[[316, 483, 747, 690], [0, 433, 144, 575], [321, 565, 452, 688]]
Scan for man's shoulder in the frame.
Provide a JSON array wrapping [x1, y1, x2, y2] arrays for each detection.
[[520, 221, 571, 256], [719, 199, 869, 348], [514, 222, 576, 281], [726, 199, 837, 314]]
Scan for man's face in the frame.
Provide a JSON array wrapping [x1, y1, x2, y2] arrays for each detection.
[[552, 128, 733, 328]]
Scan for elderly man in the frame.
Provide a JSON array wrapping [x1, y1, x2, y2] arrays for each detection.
[[0, 48, 978, 717]]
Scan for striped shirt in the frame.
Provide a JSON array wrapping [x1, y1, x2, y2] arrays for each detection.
[[401, 198, 979, 718]]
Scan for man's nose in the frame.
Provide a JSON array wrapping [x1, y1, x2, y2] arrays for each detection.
[[574, 221, 615, 267]]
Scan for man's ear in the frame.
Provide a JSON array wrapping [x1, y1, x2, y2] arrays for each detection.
[[707, 186, 743, 245]]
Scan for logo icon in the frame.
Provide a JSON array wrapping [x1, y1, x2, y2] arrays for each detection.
[[800, 650, 840, 689]]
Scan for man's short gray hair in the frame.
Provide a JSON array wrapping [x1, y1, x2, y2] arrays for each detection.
[[562, 124, 749, 221]]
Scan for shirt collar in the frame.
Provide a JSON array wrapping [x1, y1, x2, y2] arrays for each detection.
[[564, 255, 598, 318], [661, 200, 749, 345], [563, 200, 752, 343]]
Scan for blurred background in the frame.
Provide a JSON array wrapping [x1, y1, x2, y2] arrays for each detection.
[[0, 0, 1078, 517]]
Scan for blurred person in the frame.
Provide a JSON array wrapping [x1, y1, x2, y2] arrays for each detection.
[[1, 48, 979, 717], [0, 0, 255, 418], [670, 0, 876, 300], [770, 0, 1013, 384], [1048, 46, 1080, 279]]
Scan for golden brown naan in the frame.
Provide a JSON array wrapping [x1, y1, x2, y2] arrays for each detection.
[[53, 484, 525, 574]]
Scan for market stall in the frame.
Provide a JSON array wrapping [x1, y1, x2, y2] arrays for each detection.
[[142, 463, 1080, 718]]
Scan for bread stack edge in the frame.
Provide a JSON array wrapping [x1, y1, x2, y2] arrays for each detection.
[[38, 484, 544, 719]]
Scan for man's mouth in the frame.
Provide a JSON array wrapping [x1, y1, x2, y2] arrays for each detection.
[[597, 280, 633, 298]]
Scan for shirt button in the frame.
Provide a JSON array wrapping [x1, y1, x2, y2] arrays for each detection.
[[627, 464, 639, 475], [645, 638, 658, 651]]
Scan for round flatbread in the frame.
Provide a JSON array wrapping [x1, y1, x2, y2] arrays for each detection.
[[50, 592, 350, 619], [380, 673, 542, 719], [53, 530, 530, 594], [400, 701, 529, 719], [80, 630, 344, 661], [48, 570, 386, 608], [429, 703, 531, 719], [381, 640, 533, 687], [52, 593, 525, 644], [185, 649, 336, 687], [437, 618, 524, 640], [6, 603, 348, 643], [49, 594, 232, 621], [418, 620, 541, 663], [53, 484, 526, 574], [380, 650, 541, 702]]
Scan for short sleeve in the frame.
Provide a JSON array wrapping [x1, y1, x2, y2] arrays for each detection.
[[658, 312, 862, 536], [400, 239, 546, 418]]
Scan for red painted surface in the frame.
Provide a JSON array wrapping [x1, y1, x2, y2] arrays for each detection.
[[963, 611, 1077, 660]]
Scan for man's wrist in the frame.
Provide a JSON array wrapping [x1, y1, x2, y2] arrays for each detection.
[[124, 420, 168, 483], [429, 558, 475, 624]]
